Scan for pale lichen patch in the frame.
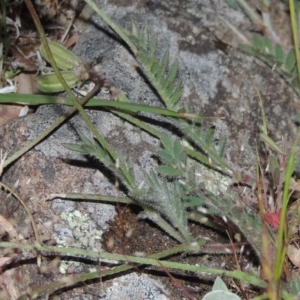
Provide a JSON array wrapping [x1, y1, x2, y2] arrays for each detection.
[[55, 210, 103, 274]]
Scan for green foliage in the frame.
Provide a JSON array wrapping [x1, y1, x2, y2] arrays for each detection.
[[226, 0, 239, 10], [286, 276, 300, 297], [129, 22, 183, 111], [177, 119, 228, 169], [202, 276, 241, 300], [61, 20, 269, 259], [37, 42, 83, 92], [64, 136, 136, 191], [240, 35, 300, 95], [64, 134, 193, 242]]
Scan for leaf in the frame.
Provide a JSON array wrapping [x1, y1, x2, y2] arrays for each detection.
[[40, 41, 81, 70], [202, 290, 241, 300], [212, 276, 229, 291], [275, 44, 285, 64], [265, 212, 281, 229], [155, 50, 169, 79], [36, 71, 80, 93], [162, 61, 179, 90], [141, 25, 149, 50], [173, 139, 183, 159], [160, 132, 173, 151], [264, 37, 275, 56], [252, 35, 265, 51], [157, 165, 183, 176], [82, 144, 96, 153], [131, 20, 139, 39], [205, 127, 215, 145], [164, 84, 177, 99], [239, 44, 257, 56], [157, 150, 175, 164], [183, 196, 205, 208], [227, 0, 239, 9], [269, 156, 280, 184], [260, 133, 284, 154], [169, 87, 183, 106], [284, 49, 296, 73], [218, 138, 227, 158], [63, 143, 88, 154], [149, 34, 157, 59], [79, 134, 94, 147], [0, 214, 18, 240]]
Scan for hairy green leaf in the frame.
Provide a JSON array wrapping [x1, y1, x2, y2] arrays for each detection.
[[284, 49, 296, 73], [264, 37, 275, 56], [275, 44, 285, 64], [252, 35, 265, 51], [183, 196, 206, 208], [157, 165, 183, 176], [157, 150, 175, 164], [62, 143, 88, 154]]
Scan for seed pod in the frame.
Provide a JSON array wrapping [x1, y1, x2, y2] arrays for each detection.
[[40, 41, 81, 70], [36, 71, 80, 92]]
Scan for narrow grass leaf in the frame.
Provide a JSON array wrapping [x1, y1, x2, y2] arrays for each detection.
[[260, 133, 284, 154]]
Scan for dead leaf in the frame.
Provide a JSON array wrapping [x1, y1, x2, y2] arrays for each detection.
[[0, 215, 18, 240], [0, 257, 14, 268]]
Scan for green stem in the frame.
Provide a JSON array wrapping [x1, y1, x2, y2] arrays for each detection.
[[289, 0, 300, 86], [235, 0, 261, 25], [17, 241, 201, 299], [0, 241, 267, 288], [141, 209, 186, 243], [274, 130, 300, 282], [49, 193, 136, 204], [0, 93, 201, 118]]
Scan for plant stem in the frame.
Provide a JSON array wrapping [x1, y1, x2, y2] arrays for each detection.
[[0, 240, 267, 288], [289, 0, 300, 86]]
